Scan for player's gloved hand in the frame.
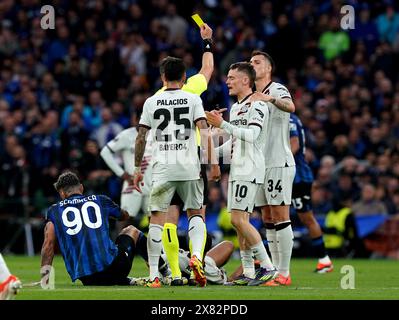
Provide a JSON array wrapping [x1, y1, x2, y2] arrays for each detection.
[[200, 23, 213, 40], [249, 92, 273, 103], [205, 110, 223, 128], [209, 164, 221, 182]]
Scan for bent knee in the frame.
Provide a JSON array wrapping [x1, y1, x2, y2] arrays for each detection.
[[120, 225, 140, 240]]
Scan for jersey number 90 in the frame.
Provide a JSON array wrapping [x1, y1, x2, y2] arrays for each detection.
[[61, 201, 103, 235]]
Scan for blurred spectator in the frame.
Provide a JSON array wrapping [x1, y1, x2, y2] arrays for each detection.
[[91, 108, 123, 148], [352, 184, 388, 216], [375, 5, 399, 45], [318, 16, 350, 60]]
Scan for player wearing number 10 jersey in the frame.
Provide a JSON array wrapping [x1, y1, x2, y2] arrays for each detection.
[[41, 171, 147, 285]]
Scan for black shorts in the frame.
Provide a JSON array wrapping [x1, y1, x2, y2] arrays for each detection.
[[170, 164, 209, 207], [291, 182, 313, 213], [79, 234, 136, 286]]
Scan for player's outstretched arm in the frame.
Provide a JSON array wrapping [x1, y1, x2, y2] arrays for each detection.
[[132, 126, 148, 192], [198, 23, 214, 83], [40, 222, 56, 281]]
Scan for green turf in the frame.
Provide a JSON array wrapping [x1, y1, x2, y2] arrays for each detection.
[[4, 255, 399, 300]]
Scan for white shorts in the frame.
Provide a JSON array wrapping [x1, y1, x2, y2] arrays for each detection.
[[121, 192, 150, 218], [172, 251, 227, 285], [256, 166, 295, 206], [149, 179, 204, 212], [204, 256, 227, 285], [227, 180, 260, 213]]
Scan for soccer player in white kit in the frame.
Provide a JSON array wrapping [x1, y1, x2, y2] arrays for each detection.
[[100, 115, 153, 226], [250, 51, 296, 286], [0, 254, 21, 300], [133, 57, 220, 287], [206, 62, 277, 286]]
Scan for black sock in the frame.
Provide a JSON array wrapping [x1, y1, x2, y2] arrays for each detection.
[[136, 231, 148, 262], [311, 236, 327, 259]]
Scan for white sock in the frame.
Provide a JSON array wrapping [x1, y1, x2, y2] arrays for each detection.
[[188, 215, 206, 260], [276, 221, 294, 277], [319, 255, 331, 264], [251, 241, 274, 270], [265, 226, 279, 268], [147, 224, 163, 280], [0, 254, 11, 283], [240, 250, 255, 278]]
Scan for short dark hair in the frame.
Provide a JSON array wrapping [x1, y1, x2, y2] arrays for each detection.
[[229, 62, 256, 87], [161, 56, 186, 81], [251, 50, 275, 73], [54, 171, 81, 193]]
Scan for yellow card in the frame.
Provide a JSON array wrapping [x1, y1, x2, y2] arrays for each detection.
[[191, 14, 204, 27]]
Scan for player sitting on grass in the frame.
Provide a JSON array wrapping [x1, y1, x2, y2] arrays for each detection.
[[40, 171, 149, 286]]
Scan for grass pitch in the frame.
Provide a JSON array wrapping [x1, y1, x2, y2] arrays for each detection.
[[5, 256, 399, 300]]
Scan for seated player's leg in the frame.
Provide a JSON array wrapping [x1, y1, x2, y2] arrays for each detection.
[[178, 179, 207, 287], [292, 182, 333, 273], [228, 181, 276, 286], [79, 226, 140, 286], [147, 180, 175, 287], [0, 253, 21, 300], [263, 167, 295, 286]]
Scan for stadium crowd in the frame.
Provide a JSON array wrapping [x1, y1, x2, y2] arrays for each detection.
[[1, 0, 399, 254]]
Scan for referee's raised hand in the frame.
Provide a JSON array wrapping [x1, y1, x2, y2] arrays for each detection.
[[200, 23, 213, 39]]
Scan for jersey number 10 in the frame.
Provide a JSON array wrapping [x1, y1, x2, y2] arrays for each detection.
[[61, 201, 103, 235]]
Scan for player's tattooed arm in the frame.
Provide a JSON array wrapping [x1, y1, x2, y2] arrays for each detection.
[[250, 92, 295, 113], [135, 126, 148, 167], [40, 222, 56, 276], [270, 97, 295, 113], [133, 126, 148, 192]]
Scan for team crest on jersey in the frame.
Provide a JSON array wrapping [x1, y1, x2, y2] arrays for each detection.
[[255, 108, 264, 118], [237, 103, 250, 116]]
